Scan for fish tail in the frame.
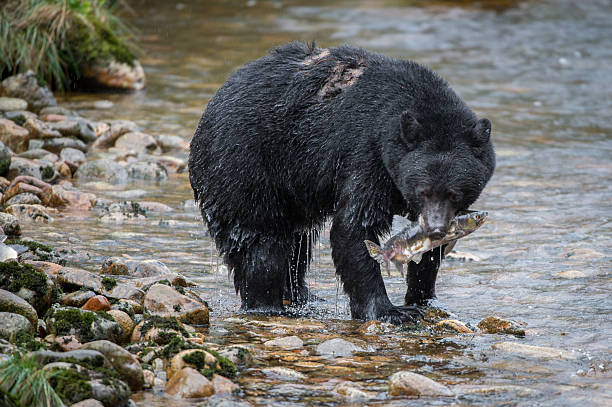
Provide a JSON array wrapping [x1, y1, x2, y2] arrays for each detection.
[[364, 240, 384, 264]]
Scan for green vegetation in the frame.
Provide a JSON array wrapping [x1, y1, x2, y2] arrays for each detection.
[[12, 331, 46, 352], [5, 239, 54, 253], [0, 356, 66, 407], [182, 349, 236, 379], [0, 0, 139, 91], [0, 261, 49, 299], [141, 315, 190, 338], [101, 276, 117, 291], [48, 368, 91, 405], [47, 306, 116, 342]]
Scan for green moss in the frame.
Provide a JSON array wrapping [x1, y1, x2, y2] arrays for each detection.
[[0, 261, 49, 298], [12, 332, 46, 352], [48, 307, 114, 342], [175, 286, 186, 295], [49, 368, 92, 405], [173, 304, 182, 312], [141, 315, 189, 338], [157, 335, 196, 360], [60, 357, 120, 381], [5, 239, 54, 253], [39, 165, 55, 180], [101, 276, 117, 291], [182, 349, 236, 380]]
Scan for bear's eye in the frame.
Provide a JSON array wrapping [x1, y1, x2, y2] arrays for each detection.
[[448, 190, 459, 203], [417, 187, 431, 198]]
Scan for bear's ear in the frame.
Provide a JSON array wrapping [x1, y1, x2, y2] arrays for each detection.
[[400, 111, 420, 150], [472, 118, 492, 144]]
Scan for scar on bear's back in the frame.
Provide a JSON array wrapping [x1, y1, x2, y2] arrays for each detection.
[[300, 48, 365, 100]]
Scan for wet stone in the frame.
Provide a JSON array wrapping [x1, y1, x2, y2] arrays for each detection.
[[61, 290, 96, 307], [261, 366, 306, 381], [167, 349, 217, 380], [23, 117, 62, 138], [18, 148, 59, 161], [42, 137, 88, 154], [3, 110, 37, 126], [334, 381, 375, 401], [60, 147, 87, 165], [478, 316, 525, 337], [155, 134, 188, 152], [76, 159, 128, 185], [5, 204, 54, 223], [81, 295, 111, 312], [316, 338, 364, 358], [125, 161, 168, 181], [0, 212, 21, 236], [0, 70, 57, 112], [29, 349, 108, 367], [114, 131, 158, 154], [70, 399, 105, 407], [0, 140, 10, 175], [388, 371, 454, 397], [0, 118, 30, 153], [144, 283, 209, 325], [5, 192, 42, 206], [165, 367, 215, 398], [264, 335, 304, 350], [492, 342, 578, 359], [212, 374, 240, 395], [358, 320, 394, 335], [435, 319, 473, 334], [107, 309, 134, 344], [200, 397, 253, 407], [219, 346, 253, 367], [80, 339, 144, 391], [7, 157, 41, 179], [53, 334, 81, 352]]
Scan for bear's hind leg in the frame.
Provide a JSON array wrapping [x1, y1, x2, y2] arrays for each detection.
[[232, 235, 289, 313]]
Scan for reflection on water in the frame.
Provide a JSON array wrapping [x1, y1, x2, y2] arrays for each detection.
[[34, 0, 612, 405]]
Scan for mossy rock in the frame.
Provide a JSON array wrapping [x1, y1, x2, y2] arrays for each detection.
[[0, 260, 54, 315], [45, 305, 122, 344]]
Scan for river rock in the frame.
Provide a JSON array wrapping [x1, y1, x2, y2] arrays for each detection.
[[52, 334, 81, 351], [166, 366, 214, 398], [0, 70, 57, 112], [29, 349, 108, 367], [0, 243, 18, 261], [144, 284, 209, 325], [334, 381, 375, 401], [491, 342, 578, 359], [0, 312, 33, 339], [219, 346, 252, 367], [60, 147, 87, 165], [6, 204, 54, 223], [45, 305, 123, 344], [0, 97, 28, 111], [23, 117, 62, 139], [3, 110, 37, 126], [17, 148, 59, 161], [47, 118, 80, 137], [125, 161, 168, 181], [82, 59, 146, 91], [71, 399, 105, 407], [8, 157, 42, 179], [156, 134, 188, 152], [60, 290, 96, 307], [0, 288, 38, 328], [200, 397, 253, 407], [316, 338, 364, 358], [114, 132, 158, 154], [42, 137, 88, 154], [56, 266, 103, 291], [435, 319, 473, 334], [0, 140, 10, 176], [5, 192, 42, 206], [388, 371, 453, 397], [0, 118, 30, 153], [76, 159, 128, 184], [264, 335, 303, 350], [478, 316, 525, 336], [81, 295, 111, 312], [358, 320, 394, 335], [42, 185, 96, 210], [80, 340, 144, 391], [90, 120, 139, 150], [0, 212, 20, 236], [261, 366, 306, 381], [212, 374, 239, 395], [107, 309, 134, 343]]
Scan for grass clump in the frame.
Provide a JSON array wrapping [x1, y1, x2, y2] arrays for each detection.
[[0, 0, 139, 91], [101, 276, 117, 291], [0, 356, 66, 407]]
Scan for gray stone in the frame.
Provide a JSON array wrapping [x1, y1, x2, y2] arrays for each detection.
[[70, 399, 105, 407], [0, 140, 10, 175], [125, 161, 168, 181], [60, 290, 96, 307], [316, 338, 364, 358], [5, 192, 42, 206], [80, 340, 144, 391], [155, 134, 187, 152], [0, 71, 57, 112], [42, 137, 88, 154], [491, 342, 578, 359], [0, 289, 38, 328], [60, 147, 87, 165], [388, 371, 453, 397], [48, 119, 81, 137], [75, 159, 128, 185], [17, 148, 59, 162], [82, 59, 145, 91], [264, 335, 303, 350], [114, 132, 158, 154], [0, 311, 33, 339], [261, 366, 306, 381], [201, 396, 253, 407], [144, 284, 209, 325], [76, 119, 97, 142], [45, 306, 123, 344], [0, 97, 28, 111], [90, 120, 140, 150], [28, 349, 109, 368], [5, 204, 53, 223], [7, 157, 41, 179], [39, 106, 78, 117], [3, 110, 37, 126], [0, 117, 30, 153], [23, 117, 62, 138], [0, 212, 21, 236]]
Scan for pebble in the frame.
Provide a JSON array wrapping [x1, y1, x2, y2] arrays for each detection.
[[264, 335, 304, 350], [261, 366, 306, 380], [388, 371, 453, 397]]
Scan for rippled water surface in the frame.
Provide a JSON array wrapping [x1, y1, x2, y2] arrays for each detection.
[[29, 0, 611, 405]]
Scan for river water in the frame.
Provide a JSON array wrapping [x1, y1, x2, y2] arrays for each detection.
[[27, 0, 611, 405]]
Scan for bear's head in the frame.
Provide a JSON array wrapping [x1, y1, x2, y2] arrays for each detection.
[[384, 111, 495, 239]]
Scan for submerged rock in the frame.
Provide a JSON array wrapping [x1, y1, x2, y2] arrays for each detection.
[[435, 319, 473, 334], [82, 59, 146, 91], [125, 161, 168, 181], [5, 203, 54, 223], [165, 366, 214, 398], [316, 338, 364, 358], [334, 381, 375, 401], [491, 342, 578, 359], [478, 316, 525, 337], [76, 159, 128, 184], [388, 371, 453, 397]]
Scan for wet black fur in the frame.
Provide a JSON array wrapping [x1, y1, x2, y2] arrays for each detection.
[[189, 42, 495, 323]]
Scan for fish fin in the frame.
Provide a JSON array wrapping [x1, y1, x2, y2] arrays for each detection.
[[412, 253, 423, 264], [391, 215, 413, 236], [444, 240, 457, 256], [364, 240, 383, 263]]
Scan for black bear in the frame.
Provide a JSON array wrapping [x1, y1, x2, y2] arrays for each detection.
[[189, 42, 495, 324]]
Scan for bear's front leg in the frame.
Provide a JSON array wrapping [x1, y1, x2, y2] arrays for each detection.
[[330, 214, 422, 324], [404, 245, 444, 305]]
